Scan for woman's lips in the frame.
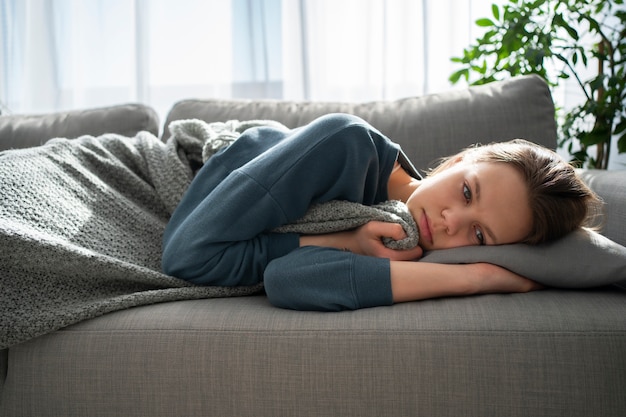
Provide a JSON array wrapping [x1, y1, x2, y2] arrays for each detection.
[[419, 210, 433, 245]]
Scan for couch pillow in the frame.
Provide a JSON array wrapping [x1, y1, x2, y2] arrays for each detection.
[[578, 169, 626, 247], [162, 75, 557, 171], [421, 228, 626, 289], [0, 103, 159, 152]]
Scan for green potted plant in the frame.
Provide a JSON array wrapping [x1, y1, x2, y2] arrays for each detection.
[[450, 0, 626, 169]]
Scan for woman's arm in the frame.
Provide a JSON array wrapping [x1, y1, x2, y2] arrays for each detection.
[[264, 244, 542, 312], [390, 261, 543, 303], [311, 220, 542, 299]]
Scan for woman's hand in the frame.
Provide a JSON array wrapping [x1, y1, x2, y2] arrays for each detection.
[[350, 221, 423, 260], [299, 221, 423, 261]]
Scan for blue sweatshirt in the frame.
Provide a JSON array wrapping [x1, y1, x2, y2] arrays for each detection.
[[162, 113, 419, 311]]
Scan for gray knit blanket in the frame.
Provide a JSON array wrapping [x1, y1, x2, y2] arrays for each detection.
[[0, 119, 418, 349]]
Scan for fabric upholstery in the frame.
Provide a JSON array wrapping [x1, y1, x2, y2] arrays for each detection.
[[162, 75, 557, 171], [0, 349, 5, 400], [2, 295, 625, 417], [422, 227, 626, 288], [579, 169, 626, 246], [0, 103, 159, 151]]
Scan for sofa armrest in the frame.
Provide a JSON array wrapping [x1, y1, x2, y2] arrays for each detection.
[[578, 169, 626, 246], [0, 103, 159, 152]]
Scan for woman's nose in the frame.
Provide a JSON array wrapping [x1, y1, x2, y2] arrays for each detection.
[[441, 207, 469, 235]]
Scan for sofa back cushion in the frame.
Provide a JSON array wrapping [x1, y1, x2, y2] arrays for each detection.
[[162, 75, 557, 171], [0, 103, 159, 152], [578, 169, 626, 247]]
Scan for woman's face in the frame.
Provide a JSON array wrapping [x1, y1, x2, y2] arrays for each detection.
[[406, 160, 533, 251]]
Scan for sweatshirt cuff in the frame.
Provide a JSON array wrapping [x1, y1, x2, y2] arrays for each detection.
[[351, 254, 394, 308]]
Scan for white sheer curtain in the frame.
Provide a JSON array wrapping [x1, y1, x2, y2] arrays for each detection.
[[283, 0, 490, 101], [0, 0, 495, 122]]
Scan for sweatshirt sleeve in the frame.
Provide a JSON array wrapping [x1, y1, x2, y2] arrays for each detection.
[[162, 113, 400, 288], [264, 246, 394, 311]]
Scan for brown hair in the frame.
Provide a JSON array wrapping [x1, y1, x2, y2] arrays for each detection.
[[429, 139, 603, 244]]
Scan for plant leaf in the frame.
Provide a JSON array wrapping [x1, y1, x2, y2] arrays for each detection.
[[618, 132, 626, 154], [492, 4, 500, 20], [589, 75, 606, 91], [579, 125, 611, 146], [614, 119, 626, 135], [476, 18, 495, 27], [449, 69, 469, 84]]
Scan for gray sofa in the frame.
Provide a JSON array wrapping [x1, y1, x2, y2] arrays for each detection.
[[1, 75, 625, 417]]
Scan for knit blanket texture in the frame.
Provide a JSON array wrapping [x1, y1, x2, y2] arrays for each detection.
[[0, 119, 418, 349]]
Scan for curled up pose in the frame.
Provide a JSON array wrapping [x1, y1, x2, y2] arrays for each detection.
[[162, 113, 600, 311]]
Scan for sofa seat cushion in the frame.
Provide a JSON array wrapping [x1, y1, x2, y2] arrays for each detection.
[[2, 292, 625, 417]]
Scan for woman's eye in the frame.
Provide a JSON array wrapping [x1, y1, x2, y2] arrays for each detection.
[[475, 228, 485, 245], [463, 183, 472, 202]]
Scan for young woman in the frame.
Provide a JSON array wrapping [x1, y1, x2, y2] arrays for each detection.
[[162, 113, 599, 311]]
